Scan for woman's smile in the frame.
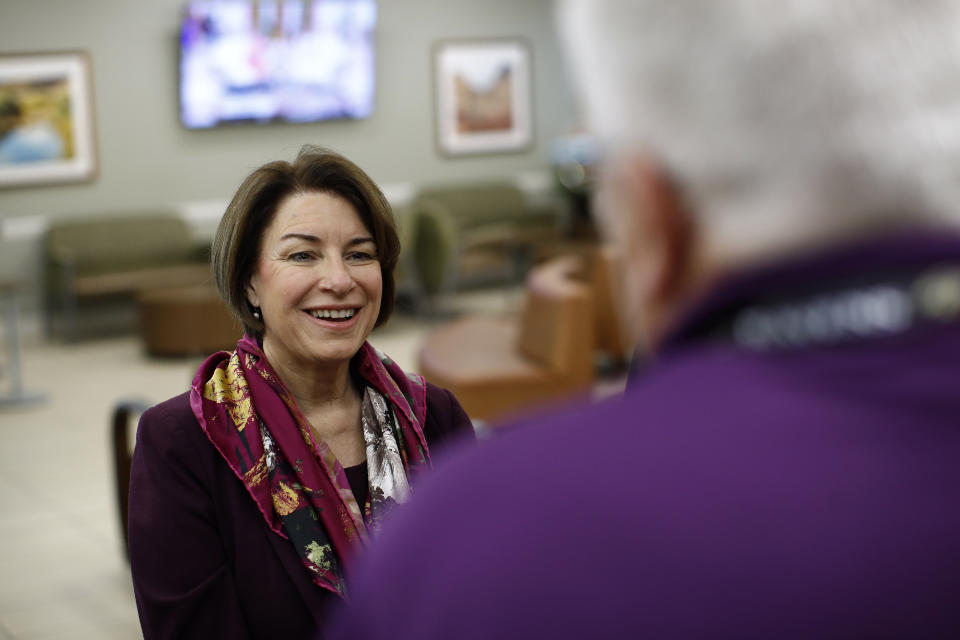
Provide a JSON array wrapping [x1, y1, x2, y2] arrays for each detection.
[[306, 307, 358, 321], [304, 305, 362, 327]]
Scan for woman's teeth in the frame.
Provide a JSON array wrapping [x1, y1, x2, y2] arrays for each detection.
[[310, 308, 356, 320]]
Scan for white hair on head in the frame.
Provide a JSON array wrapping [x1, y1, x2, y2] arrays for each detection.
[[557, 0, 960, 263]]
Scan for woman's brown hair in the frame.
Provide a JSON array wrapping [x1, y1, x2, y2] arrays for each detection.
[[211, 145, 400, 337]]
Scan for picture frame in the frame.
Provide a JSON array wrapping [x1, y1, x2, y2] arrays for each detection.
[[433, 39, 533, 156], [0, 51, 98, 188]]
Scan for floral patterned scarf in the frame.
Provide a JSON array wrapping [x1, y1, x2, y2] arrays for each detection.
[[189, 334, 431, 597]]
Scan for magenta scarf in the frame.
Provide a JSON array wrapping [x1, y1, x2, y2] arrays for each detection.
[[189, 334, 431, 596]]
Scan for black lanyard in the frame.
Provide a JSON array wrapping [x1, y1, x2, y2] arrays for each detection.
[[695, 266, 960, 352]]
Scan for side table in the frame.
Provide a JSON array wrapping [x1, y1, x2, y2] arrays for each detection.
[[0, 280, 45, 408], [138, 284, 241, 356]]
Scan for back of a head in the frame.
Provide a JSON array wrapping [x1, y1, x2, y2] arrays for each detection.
[[558, 0, 960, 263]]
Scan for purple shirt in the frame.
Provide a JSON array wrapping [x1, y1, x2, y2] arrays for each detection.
[[329, 230, 960, 638]]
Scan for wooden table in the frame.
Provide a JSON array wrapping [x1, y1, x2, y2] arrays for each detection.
[[138, 284, 241, 356]]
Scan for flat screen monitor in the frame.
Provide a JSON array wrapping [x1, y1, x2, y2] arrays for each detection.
[[179, 0, 376, 129]]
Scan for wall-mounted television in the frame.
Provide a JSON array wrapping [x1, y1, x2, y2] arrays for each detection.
[[179, 0, 376, 129]]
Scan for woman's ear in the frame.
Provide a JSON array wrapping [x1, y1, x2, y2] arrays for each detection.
[[245, 279, 260, 310]]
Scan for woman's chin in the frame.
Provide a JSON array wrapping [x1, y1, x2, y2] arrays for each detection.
[[307, 335, 371, 366]]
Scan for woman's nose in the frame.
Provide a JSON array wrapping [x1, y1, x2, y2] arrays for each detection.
[[319, 258, 355, 295]]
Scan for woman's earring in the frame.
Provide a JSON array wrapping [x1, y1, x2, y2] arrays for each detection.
[[253, 308, 262, 320]]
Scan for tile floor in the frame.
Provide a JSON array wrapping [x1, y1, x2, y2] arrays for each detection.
[[0, 286, 624, 639]]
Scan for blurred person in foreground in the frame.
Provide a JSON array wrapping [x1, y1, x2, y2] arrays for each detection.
[[127, 146, 474, 639], [328, 1, 960, 637]]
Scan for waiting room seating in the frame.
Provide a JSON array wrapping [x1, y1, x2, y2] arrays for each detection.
[[45, 212, 212, 339], [587, 245, 630, 365], [417, 255, 596, 424], [404, 182, 565, 305], [533, 242, 631, 365]]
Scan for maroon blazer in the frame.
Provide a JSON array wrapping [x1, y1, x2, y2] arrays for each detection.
[[128, 383, 473, 640]]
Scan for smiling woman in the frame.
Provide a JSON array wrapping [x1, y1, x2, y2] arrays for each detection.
[[126, 146, 475, 640], [247, 191, 385, 407]]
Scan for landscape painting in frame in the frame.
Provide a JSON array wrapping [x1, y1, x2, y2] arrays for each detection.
[[0, 52, 97, 188], [434, 39, 533, 156]]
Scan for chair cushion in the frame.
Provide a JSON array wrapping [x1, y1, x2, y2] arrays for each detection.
[[419, 316, 549, 385]]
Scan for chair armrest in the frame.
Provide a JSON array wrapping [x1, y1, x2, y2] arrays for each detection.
[[412, 200, 460, 296]]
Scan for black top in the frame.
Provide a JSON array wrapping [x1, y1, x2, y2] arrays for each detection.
[[344, 461, 369, 509]]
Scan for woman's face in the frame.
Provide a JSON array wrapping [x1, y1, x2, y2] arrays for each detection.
[[246, 191, 382, 374]]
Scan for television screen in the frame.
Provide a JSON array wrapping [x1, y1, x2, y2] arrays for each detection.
[[179, 0, 376, 129]]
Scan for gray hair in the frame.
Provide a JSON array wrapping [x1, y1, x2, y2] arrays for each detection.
[[558, 0, 960, 263]]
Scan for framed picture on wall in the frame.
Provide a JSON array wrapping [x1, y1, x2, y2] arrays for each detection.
[[433, 39, 533, 156], [0, 51, 98, 188]]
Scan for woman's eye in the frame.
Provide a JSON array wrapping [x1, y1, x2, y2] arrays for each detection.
[[289, 251, 312, 262], [348, 251, 375, 262]]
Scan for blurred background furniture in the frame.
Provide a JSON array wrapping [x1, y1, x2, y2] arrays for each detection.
[[45, 212, 212, 339], [550, 132, 601, 240], [583, 245, 629, 367], [112, 398, 150, 559], [138, 284, 240, 356], [405, 182, 566, 309], [0, 279, 45, 408], [417, 255, 596, 424]]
